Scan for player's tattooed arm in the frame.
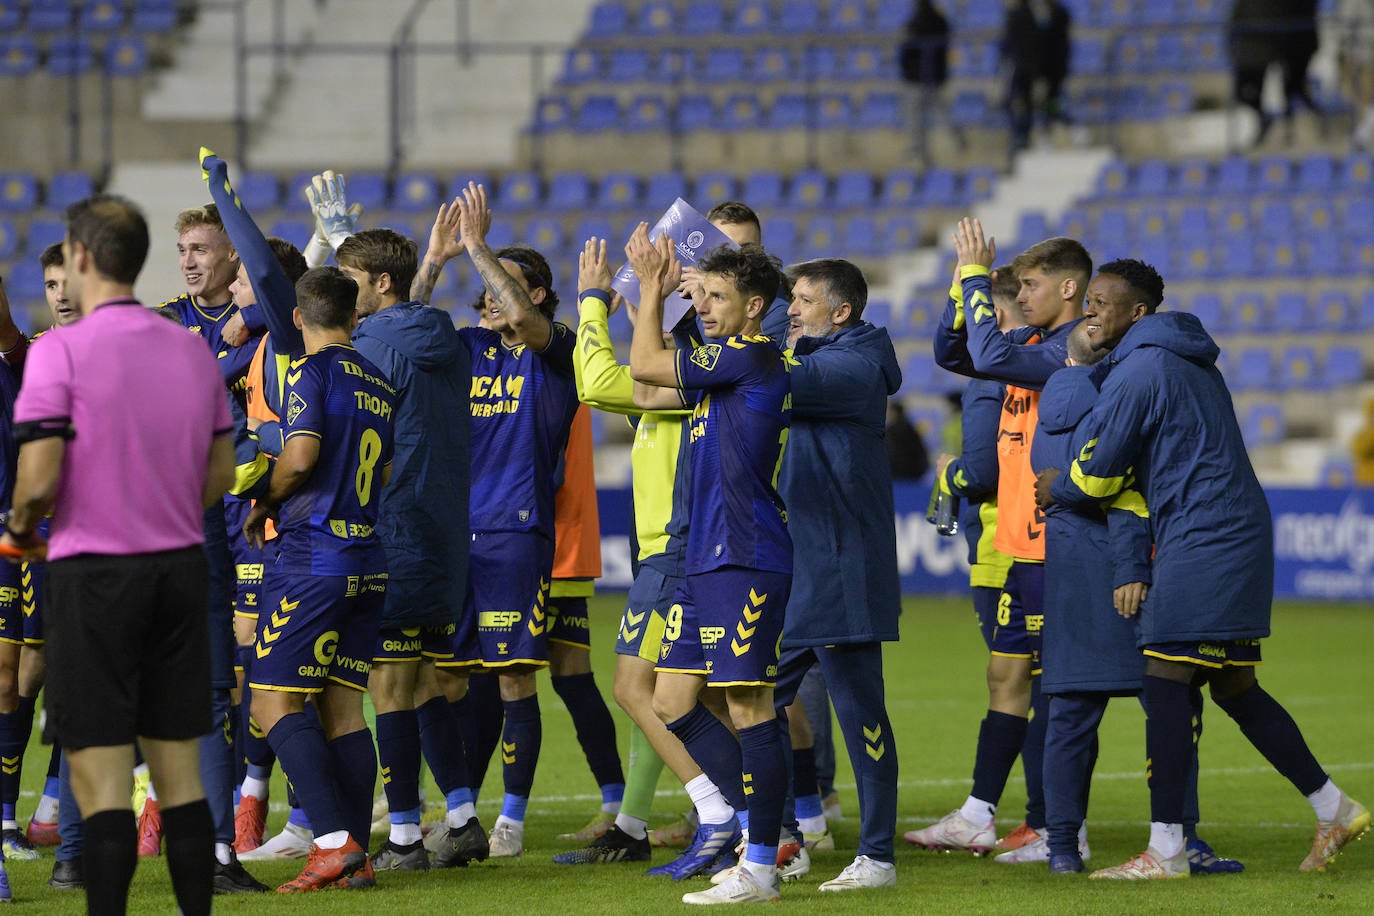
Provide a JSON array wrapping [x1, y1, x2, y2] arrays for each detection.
[[626, 223, 687, 410], [411, 196, 469, 305], [454, 182, 552, 350]]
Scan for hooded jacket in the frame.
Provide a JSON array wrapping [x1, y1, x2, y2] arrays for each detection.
[[1033, 365, 1150, 694], [1051, 312, 1273, 645], [780, 322, 903, 647], [353, 302, 471, 628]]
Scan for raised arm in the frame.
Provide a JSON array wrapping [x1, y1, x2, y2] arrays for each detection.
[[410, 196, 472, 306], [455, 182, 551, 350], [625, 224, 688, 410]]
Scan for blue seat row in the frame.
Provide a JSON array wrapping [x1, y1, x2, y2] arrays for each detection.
[[0, 0, 176, 35], [560, 43, 898, 86], [586, 0, 912, 39], [0, 34, 150, 76], [1094, 153, 1373, 199]]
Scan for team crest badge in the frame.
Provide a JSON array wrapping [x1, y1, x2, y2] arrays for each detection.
[[690, 344, 722, 372], [484, 346, 497, 360], [286, 391, 307, 424], [518, 510, 530, 522]]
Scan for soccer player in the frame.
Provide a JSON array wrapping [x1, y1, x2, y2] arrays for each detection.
[[913, 219, 1088, 854], [4, 192, 236, 915], [1037, 266, 1370, 879], [627, 227, 793, 905], [771, 257, 902, 891], [554, 238, 739, 874], [337, 226, 483, 871], [428, 183, 580, 858], [243, 266, 395, 892]]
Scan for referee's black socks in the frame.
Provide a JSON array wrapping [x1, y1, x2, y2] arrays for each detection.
[[162, 799, 214, 916]]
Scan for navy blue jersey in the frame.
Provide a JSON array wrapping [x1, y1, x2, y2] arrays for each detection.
[[159, 293, 262, 397], [275, 344, 395, 576], [460, 323, 579, 538], [0, 360, 19, 512], [674, 334, 792, 575]]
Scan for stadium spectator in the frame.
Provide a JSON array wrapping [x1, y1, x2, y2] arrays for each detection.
[[772, 257, 902, 891], [1338, 0, 1374, 149], [628, 231, 793, 904], [1229, 0, 1286, 144], [1277, 0, 1322, 124], [1002, 0, 1074, 151], [1038, 279, 1370, 879], [885, 398, 930, 479], [1353, 397, 1374, 484], [900, 1, 965, 164], [4, 193, 235, 914]]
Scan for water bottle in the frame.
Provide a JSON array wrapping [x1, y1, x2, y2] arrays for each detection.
[[925, 481, 961, 537]]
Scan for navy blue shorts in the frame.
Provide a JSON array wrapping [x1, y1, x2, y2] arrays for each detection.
[[1143, 639, 1263, 669], [616, 563, 681, 662], [373, 625, 453, 663], [224, 499, 265, 621], [548, 596, 591, 650], [440, 531, 554, 670], [993, 561, 1044, 674], [656, 567, 791, 687], [250, 570, 386, 693], [0, 560, 24, 647], [971, 585, 1001, 651]]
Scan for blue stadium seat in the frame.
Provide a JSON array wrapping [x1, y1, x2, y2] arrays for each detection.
[[843, 45, 886, 80], [0, 2, 18, 32], [804, 45, 841, 81], [960, 0, 1005, 29], [1300, 232, 1345, 274], [1318, 456, 1354, 487], [872, 0, 908, 30], [813, 93, 852, 129], [1214, 201, 1251, 235], [624, 94, 668, 131], [1299, 199, 1336, 234], [827, 0, 868, 32], [921, 168, 960, 206], [587, 1, 629, 34], [1172, 242, 1212, 281], [644, 171, 687, 205], [752, 46, 796, 82], [1260, 239, 1301, 278], [675, 94, 716, 132], [864, 297, 893, 329], [1324, 346, 1364, 387], [546, 173, 593, 211], [342, 173, 388, 212], [1132, 159, 1170, 197], [1256, 200, 1294, 239], [881, 170, 921, 207], [777, 0, 821, 35], [1131, 205, 1165, 240], [965, 166, 997, 200], [763, 215, 798, 264], [1114, 34, 1151, 75], [1255, 156, 1293, 194], [719, 94, 763, 130], [832, 171, 875, 209], [560, 48, 600, 84], [1271, 290, 1309, 332], [1095, 161, 1130, 198], [46, 172, 95, 209], [1239, 402, 1285, 446], [1230, 348, 1274, 393], [597, 172, 641, 210], [853, 92, 903, 129], [82, 0, 125, 31], [1174, 158, 1212, 194], [1313, 290, 1355, 332], [1188, 29, 1226, 71], [26, 0, 75, 31], [635, 0, 676, 35], [1229, 292, 1271, 333], [574, 95, 618, 132], [606, 48, 652, 82], [0, 218, 16, 260], [1181, 0, 1228, 23], [1176, 204, 1210, 241], [48, 37, 95, 76], [733, 0, 771, 33], [1215, 156, 1252, 194], [880, 212, 920, 252], [1279, 345, 1321, 390], [1155, 81, 1193, 117], [786, 169, 830, 209], [267, 219, 312, 252], [107, 37, 148, 76], [131, 0, 177, 33], [3, 261, 44, 302], [902, 351, 936, 392], [494, 172, 541, 212], [1185, 292, 1225, 331], [693, 172, 737, 206], [842, 214, 881, 257], [444, 172, 492, 203], [1017, 211, 1051, 243], [701, 47, 747, 82], [1353, 237, 1374, 272], [533, 95, 573, 132], [525, 217, 565, 254], [0, 36, 37, 76], [392, 173, 439, 212], [800, 216, 839, 260], [573, 216, 617, 247], [951, 89, 991, 126], [1342, 197, 1374, 238], [658, 47, 690, 81], [1154, 32, 1187, 71], [1358, 289, 1374, 331], [1340, 151, 1372, 189], [683, 0, 726, 32], [1070, 36, 1108, 75], [741, 171, 785, 209], [235, 172, 280, 213], [762, 93, 808, 129], [484, 217, 516, 250], [1217, 236, 1257, 276]]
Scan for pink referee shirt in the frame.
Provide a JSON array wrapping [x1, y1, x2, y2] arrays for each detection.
[[14, 298, 233, 561]]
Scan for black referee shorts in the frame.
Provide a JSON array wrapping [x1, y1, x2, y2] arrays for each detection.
[[43, 547, 211, 749]]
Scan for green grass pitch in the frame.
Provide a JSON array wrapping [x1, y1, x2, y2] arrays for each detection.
[[8, 596, 1371, 912]]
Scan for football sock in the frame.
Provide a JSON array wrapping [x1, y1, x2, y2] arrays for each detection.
[[1307, 779, 1343, 822], [376, 710, 423, 834], [666, 704, 746, 814], [1212, 683, 1327, 796], [83, 809, 138, 916], [287, 806, 311, 830], [792, 744, 823, 819], [1142, 675, 1194, 824], [455, 674, 503, 796], [328, 727, 377, 848], [685, 774, 735, 826], [161, 800, 214, 916], [620, 722, 664, 826], [240, 686, 276, 778], [0, 695, 36, 828], [738, 720, 786, 869], [1182, 684, 1204, 836], [613, 812, 649, 840], [1023, 676, 1048, 830], [267, 712, 347, 839], [969, 710, 1027, 821], [551, 673, 625, 808], [416, 696, 477, 823], [240, 774, 269, 800], [1149, 821, 1184, 859], [501, 695, 541, 808]]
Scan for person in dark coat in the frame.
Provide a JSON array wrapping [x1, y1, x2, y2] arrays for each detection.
[[900, 1, 965, 163], [1002, 0, 1073, 151], [1228, 0, 1286, 143], [885, 398, 929, 480]]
